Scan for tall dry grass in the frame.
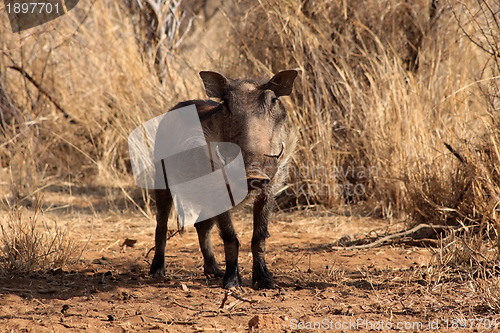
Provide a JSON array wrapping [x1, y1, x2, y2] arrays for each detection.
[[0, 1, 193, 208], [0, 0, 499, 252], [232, 0, 499, 227]]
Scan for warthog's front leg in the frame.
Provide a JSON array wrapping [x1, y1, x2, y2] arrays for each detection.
[[196, 218, 223, 277], [215, 212, 241, 288], [150, 189, 173, 277], [252, 194, 275, 289]]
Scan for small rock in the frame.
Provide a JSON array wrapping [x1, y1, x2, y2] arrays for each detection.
[[107, 314, 114, 322]]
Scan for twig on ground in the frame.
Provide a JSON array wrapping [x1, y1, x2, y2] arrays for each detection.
[[219, 291, 229, 308], [331, 224, 453, 250], [227, 290, 258, 304], [171, 300, 219, 314], [145, 315, 198, 325]]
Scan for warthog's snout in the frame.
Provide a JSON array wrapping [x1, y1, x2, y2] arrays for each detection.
[[247, 142, 286, 190], [247, 171, 271, 189]]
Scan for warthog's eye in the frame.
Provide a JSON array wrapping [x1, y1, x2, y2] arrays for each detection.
[[267, 97, 280, 116]]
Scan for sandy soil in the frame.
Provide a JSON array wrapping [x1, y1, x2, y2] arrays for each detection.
[[1, 201, 499, 332]]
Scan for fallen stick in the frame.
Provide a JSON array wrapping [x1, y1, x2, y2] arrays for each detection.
[[172, 300, 219, 314], [331, 224, 452, 250], [227, 290, 258, 304], [145, 315, 198, 325]]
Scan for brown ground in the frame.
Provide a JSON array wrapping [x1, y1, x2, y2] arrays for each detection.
[[1, 197, 499, 332]]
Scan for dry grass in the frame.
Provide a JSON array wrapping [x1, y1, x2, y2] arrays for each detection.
[[0, 198, 78, 274], [0, 1, 183, 206], [1, 0, 497, 223], [233, 0, 498, 224], [0, 0, 500, 293]]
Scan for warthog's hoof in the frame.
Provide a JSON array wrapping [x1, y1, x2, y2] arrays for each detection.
[[150, 266, 165, 277], [253, 277, 275, 289], [205, 266, 224, 278], [150, 256, 165, 277], [223, 271, 242, 289], [204, 260, 224, 278], [252, 264, 275, 289]]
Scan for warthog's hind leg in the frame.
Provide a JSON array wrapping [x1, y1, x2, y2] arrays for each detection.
[[150, 189, 173, 277], [196, 218, 223, 277]]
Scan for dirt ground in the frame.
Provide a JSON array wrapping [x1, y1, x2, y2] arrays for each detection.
[[1, 195, 499, 332]]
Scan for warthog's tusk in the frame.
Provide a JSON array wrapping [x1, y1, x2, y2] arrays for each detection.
[[264, 141, 285, 160], [278, 142, 285, 160], [215, 144, 225, 165]]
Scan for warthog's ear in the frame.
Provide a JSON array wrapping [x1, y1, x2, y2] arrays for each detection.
[[264, 70, 298, 97], [199, 71, 228, 99]]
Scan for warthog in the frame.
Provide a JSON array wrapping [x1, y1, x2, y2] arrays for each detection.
[[150, 70, 298, 289]]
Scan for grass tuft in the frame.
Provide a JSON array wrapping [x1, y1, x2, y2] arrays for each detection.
[[0, 198, 78, 274]]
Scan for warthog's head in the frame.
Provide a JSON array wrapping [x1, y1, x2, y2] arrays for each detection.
[[200, 70, 298, 192]]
